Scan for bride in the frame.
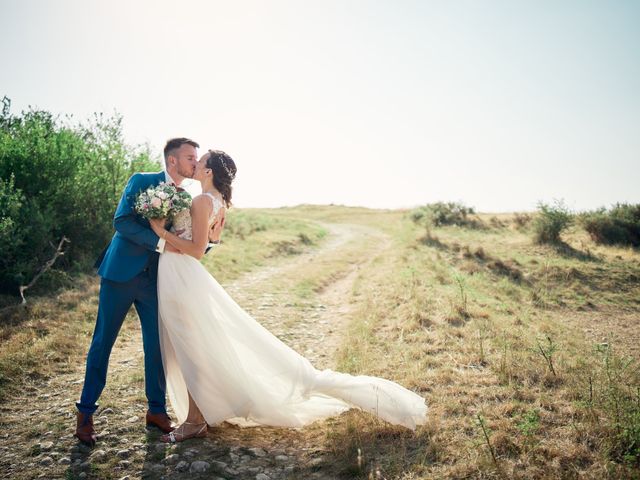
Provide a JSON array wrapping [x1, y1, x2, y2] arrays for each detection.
[[149, 150, 427, 443]]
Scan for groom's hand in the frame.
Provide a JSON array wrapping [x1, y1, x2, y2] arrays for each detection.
[[209, 215, 225, 243]]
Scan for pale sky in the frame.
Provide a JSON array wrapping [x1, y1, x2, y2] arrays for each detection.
[[1, 0, 639, 212]]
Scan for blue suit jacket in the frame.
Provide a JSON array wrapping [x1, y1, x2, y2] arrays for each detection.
[[95, 172, 165, 282]]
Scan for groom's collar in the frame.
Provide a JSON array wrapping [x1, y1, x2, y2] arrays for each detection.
[[164, 170, 181, 186]]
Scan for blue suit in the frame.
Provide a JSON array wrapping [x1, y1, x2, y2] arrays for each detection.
[[77, 171, 167, 415]]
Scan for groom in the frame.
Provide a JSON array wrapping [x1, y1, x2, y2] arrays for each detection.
[[75, 137, 199, 446]]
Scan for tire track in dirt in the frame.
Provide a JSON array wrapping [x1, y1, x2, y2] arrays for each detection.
[[225, 222, 391, 369]]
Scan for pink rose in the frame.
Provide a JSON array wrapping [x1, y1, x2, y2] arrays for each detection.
[[151, 197, 162, 208]]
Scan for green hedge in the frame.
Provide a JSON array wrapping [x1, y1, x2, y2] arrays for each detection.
[[579, 203, 640, 247], [0, 100, 160, 294]]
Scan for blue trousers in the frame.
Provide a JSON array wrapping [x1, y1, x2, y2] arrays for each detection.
[[76, 268, 166, 415]]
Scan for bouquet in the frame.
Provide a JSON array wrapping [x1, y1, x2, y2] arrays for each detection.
[[134, 182, 192, 220]]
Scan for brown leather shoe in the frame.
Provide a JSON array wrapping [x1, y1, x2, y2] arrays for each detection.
[[146, 411, 175, 433], [74, 412, 96, 447]]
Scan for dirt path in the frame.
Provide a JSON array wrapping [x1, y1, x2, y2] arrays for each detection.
[[225, 222, 390, 369], [0, 222, 391, 480]]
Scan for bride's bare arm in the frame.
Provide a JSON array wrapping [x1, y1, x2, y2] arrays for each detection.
[[149, 196, 212, 260]]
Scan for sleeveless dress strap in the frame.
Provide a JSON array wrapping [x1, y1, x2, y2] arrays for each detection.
[[202, 192, 223, 221]]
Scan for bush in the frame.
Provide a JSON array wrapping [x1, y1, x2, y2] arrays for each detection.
[[410, 202, 480, 229], [533, 200, 573, 244], [0, 99, 161, 294], [0, 174, 26, 287], [580, 204, 640, 247], [585, 344, 640, 467]]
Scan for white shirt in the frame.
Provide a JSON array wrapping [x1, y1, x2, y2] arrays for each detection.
[[164, 170, 177, 185]]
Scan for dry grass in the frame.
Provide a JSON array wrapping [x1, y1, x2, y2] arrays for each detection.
[[0, 276, 100, 402], [1, 206, 638, 479], [325, 211, 640, 478]]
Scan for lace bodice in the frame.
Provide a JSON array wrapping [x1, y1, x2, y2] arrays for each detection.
[[170, 193, 224, 240]]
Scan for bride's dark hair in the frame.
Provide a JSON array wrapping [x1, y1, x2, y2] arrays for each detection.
[[206, 150, 237, 207]]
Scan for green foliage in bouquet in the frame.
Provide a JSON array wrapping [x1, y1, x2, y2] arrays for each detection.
[[135, 183, 192, 220]]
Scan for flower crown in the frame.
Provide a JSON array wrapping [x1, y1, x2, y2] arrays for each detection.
[[208, 149, 235, 180]]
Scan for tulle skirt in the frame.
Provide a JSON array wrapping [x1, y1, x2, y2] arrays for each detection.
[[157, 252, 427, 430]]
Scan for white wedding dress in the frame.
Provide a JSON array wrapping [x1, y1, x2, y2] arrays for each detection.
[[157, 193, 427, 430]]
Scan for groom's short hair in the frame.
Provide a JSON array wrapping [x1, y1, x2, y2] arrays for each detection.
[[164, 138, 200, 163]]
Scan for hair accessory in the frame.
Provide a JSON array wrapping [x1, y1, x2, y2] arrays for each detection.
[[209, 150, 235, 180]]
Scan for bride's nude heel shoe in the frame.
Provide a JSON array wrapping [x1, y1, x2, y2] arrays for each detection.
[[160, 421, 208, 443]]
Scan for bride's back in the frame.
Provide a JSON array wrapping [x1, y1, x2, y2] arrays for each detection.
[[171, 193, 223, 240]]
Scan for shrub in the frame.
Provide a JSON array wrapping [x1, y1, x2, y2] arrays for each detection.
[[0, 174, 26, 287], [533, 200, 573, 244], [0, 99, 160, 294], [584, 344, 640, 467], [410, 202, 481, 230], [580, 204, 640, 247]]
